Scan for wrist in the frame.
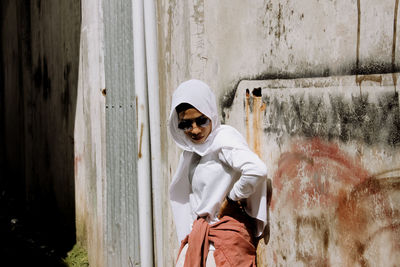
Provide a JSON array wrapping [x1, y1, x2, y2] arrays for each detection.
[[226, 196, 235, 204]]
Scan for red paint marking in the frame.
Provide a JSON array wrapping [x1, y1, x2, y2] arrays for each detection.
[[271, 138, 370, 209], [74, 155, 82, 177]]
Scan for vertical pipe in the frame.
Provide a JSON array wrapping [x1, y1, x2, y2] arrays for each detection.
[[132, 0, 154, 266], [143, 0, 163, 266]]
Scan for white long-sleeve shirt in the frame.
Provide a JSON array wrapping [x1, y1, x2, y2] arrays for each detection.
[[189, 145, 267, 222], [168, 79, 268, 242], [170, 125, 268, 242]]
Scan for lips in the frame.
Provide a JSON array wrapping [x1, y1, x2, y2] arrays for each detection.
[[191, 135, 204, 141]]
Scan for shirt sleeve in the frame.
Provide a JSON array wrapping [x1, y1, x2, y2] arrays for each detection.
[[218, 147, 268, 201]]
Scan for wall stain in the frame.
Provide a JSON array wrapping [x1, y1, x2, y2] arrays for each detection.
[[355, 74, 382, 87], [245, 89, 250, 145], [271, 138, 370, 209], [262, 91, 400, 147], [295, 216, 329, 266], [392, 0, 399, 90], [221, 80, 242, 122], [276, 3, 282, 41], [272, 138, 400, 265], [253, 91, 263, 157], [356, 0, 361, 79], [337, 176, 400, 266], [61, 63, 71, 124], [138, 123, 144, 158], [33, 56, 52, 100]]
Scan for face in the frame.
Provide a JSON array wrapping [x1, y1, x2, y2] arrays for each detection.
[[178, 108, 212, 144]]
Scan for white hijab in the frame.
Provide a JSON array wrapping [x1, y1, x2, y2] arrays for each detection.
[[168, 79, 221, 156]]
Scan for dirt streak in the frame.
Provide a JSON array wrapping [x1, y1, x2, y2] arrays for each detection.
[[392, 0, 399, 90], [245, 89, 250, 145], [138, 123, 144, 158], [356, 0, 361, 73]]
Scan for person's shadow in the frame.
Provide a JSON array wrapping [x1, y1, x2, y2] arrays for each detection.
[[261, 178, 273, 245]]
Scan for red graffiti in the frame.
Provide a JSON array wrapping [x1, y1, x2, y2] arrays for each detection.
[[270, 138, 400, 265], [337, 176, 400, 265], [271, 138, 370, 209]]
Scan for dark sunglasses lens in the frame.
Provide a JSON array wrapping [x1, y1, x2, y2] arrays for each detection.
[[178, 121, 191, 130], [196, 117, 209, 127], [178, 117, 210, 130]]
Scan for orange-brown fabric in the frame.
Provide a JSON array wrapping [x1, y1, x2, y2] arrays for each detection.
[[177, 216, 256, 267]]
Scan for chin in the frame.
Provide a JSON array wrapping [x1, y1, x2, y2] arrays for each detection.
[[191, 137, 206, 144]]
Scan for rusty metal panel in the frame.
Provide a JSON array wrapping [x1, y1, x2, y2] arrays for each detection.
[[224, 73, 400, 266], [102, 0, 140, 266]]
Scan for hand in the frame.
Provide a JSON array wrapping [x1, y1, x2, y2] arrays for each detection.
[[218, 197, 257, 241], [218, 197, 245, 219], [218, 198, 230, 219]]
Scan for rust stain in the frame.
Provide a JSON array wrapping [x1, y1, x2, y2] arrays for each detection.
[[245, 88, 265, 157], [260, 102, 267, 112], [392, 0, 399, 91], [138, 123, 144, 158], [74, 155, 82, 177], [253, 95, 263, 158], [101, 88, 106, 96], [355, 75, 383, 86], [136, 96, 138, 129]]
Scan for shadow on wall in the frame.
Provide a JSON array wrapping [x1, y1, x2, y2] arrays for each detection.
[[0, 0, 81, 266]]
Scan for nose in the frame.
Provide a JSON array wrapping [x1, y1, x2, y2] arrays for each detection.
[[190, 123, 201, 134]]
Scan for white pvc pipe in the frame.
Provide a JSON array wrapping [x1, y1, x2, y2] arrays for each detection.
[[132, 0, 154, 266], [143, 1, 163, 266]]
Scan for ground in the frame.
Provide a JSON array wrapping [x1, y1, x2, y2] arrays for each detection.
[[0, 189, 72, 267]]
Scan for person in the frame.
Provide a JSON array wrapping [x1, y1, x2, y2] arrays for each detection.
[[168, 79, 268, 266]]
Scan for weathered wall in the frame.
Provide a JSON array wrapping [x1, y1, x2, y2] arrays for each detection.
[[0, 0, 80, 250], [74, 0, 107, 266], [76, 1, 141, 266], [226, 75, 400, 266], [0, 0, 26, 195], [157, 0, 400, 265]]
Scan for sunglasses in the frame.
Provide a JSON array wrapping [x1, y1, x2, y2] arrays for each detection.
[[178, 116, 211, 131]]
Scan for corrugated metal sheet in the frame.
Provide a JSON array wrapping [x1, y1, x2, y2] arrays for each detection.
[[103, 0, 140, 266]]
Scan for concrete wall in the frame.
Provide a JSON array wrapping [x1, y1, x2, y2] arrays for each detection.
[[226, 75, 399, 266], [157, 0, 400, 265], [0, 0, 80, 250]]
